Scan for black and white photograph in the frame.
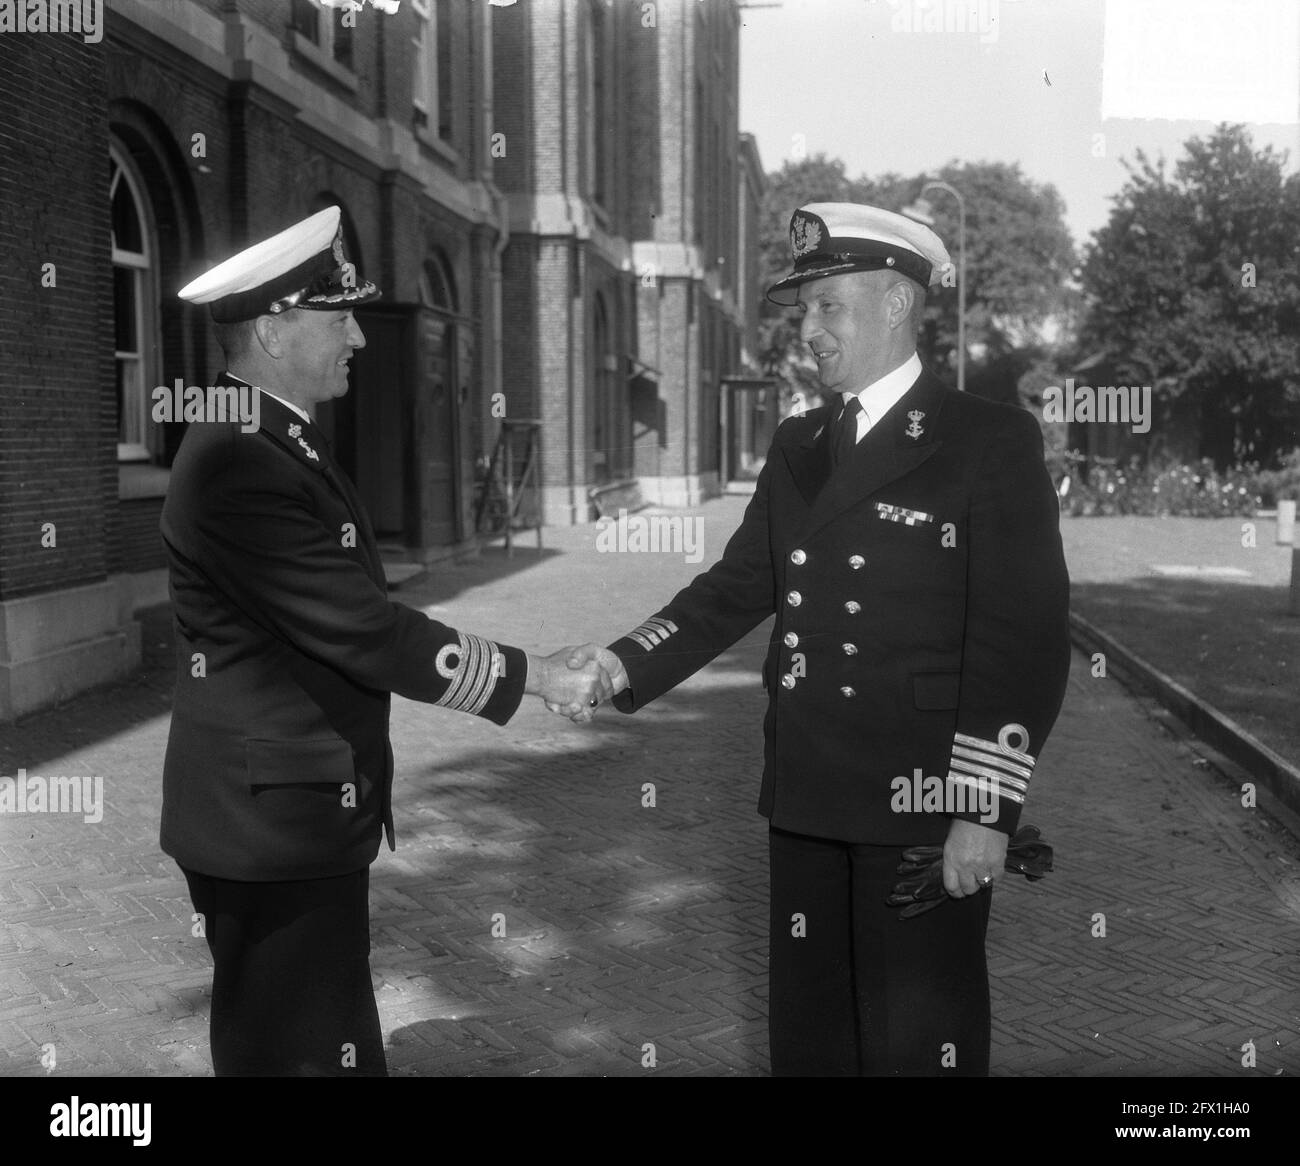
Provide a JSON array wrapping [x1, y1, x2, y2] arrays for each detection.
[[0, 0, 1296, 1141]]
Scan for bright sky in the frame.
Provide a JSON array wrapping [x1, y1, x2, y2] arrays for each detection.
[[739, 0, 1300, 248]]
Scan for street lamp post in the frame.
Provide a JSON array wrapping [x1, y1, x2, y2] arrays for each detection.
[[903, 180, 966, 393]]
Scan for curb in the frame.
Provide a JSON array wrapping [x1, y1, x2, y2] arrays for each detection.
[[1069, 610, 1300, 825]]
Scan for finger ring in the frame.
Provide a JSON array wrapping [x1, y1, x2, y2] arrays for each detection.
[[588, 698, 598, 708], [979, 875, 993, 886]]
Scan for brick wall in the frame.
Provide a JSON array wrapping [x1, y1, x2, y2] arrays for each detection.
[[490, 0, 528, 193], [109, 499, 167, 575], [500, 238, 539, 421], [623, 2, 660, 240], [535, 238, 580, 496], [0, 34, 114, 601]]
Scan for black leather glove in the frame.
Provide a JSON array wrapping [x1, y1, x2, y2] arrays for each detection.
[[885, 825, 1054, 920]]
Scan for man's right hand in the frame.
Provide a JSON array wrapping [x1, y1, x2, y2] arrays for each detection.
[[564, 643, 629, 697], [525, 647, 614, 723]]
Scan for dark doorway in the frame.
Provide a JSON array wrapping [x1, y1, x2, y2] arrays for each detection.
[[415, 307, 463, 546], [721, 376, 779, 484], [315, 308, 410, 541], [350, 307, 409, 538]]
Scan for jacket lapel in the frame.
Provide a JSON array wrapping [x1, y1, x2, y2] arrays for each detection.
[[233, 376, 329, 476], [780, 405, 836, 508], [231, 375, 386, 587], [319, 460, 382, 575], [795, 370, 948, 543]]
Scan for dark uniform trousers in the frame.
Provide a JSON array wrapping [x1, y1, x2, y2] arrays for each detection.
[[183, 866, 386, 1077], [767, 828, 991, 1077]]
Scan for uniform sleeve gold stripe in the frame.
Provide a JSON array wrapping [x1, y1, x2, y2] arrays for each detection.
[[436, 634, 477, 711], [953, 731, 1036, 767], [462, 633, 496, 716], [950, 758, 1029, 793], [435, 633, 498, 715], [632, 618, 678, 642], [950, 744, 1033, 782], [948, 772, 1026, 806]]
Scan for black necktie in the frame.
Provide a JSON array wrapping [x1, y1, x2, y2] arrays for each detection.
[[831, 396, 862, 469]]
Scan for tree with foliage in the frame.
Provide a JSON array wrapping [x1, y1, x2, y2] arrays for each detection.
[[1077, 123, 1300, 468], [759, 155, 1076, 409]]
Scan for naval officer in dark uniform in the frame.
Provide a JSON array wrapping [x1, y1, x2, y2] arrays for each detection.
[[164, 206, 612, 1076], [574, 203, 1071, 1075]]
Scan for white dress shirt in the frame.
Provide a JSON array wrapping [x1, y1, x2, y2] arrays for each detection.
[[224, 372, 313, 425], [839, 352, 922, 442]]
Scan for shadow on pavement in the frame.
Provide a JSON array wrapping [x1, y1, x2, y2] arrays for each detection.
[[370, 639, 773, 1076], [0, 604, 178, 776]]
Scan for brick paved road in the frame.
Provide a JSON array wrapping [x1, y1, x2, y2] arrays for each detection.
[[2, 495, 1298, 1076]]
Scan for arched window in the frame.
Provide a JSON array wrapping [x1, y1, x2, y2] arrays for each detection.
[[419, 251, 458, 313], [110, 141, 159, 462]]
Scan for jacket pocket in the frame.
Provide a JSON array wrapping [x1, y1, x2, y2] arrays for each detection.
[[912, 671, 961, 710], [242, 736, 367, 869], [245, 736, 356, 787]]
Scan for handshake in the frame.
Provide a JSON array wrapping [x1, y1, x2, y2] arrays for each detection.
[[524, 644, 630, 724]]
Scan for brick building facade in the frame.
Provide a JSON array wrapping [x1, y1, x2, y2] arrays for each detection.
[[494, 0, 759, 518], [0, 0, 762, 719]]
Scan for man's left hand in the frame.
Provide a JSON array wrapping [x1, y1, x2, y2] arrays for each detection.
[[943, 819, 1009, 898]]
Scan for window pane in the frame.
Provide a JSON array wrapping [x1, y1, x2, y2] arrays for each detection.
[[113, 265, 138, 353], [111, 170, 143, 254], [592, 4, 606, 205], [292, 0, 319, 40], [422, 261, 452, 310], [436, 0, 452, 139], [116, 358, 126, 437], [413, 26, 430, 111], [118, 356, 143, 446], [334, 12, 354, 69]]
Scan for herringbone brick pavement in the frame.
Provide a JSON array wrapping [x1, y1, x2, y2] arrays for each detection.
[[1, 495, 1297, 1076]]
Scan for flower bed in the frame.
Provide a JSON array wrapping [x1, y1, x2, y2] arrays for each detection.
[[1059, 455, 1262, 518]]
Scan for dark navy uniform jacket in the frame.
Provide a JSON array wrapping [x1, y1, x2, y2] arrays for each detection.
[[160, 382, 526, 882], [609, 367, 1071, 845]]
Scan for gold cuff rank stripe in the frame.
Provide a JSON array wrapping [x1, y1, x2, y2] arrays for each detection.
[[626, 616, 679, 653], [947, 731, 1036, 807], [434, 632, 502, 716]]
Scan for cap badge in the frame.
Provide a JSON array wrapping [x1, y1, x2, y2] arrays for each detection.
[[790, 213, 822, 260], [331, 228, 357, 290], [905, 410, 925, 440]]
